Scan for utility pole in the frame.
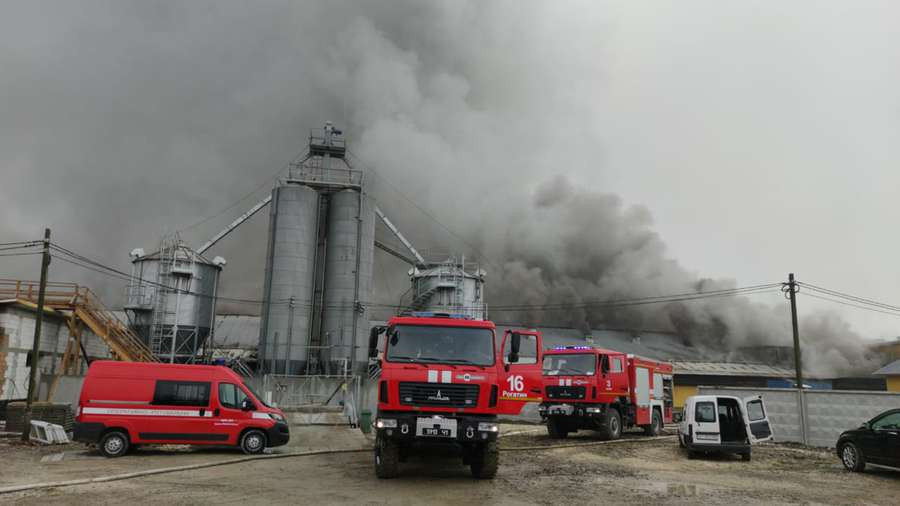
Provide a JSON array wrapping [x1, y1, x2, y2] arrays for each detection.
[[787, 273, 803, 389], [784, 272, 807, 445], [22, 228, 51, 442]]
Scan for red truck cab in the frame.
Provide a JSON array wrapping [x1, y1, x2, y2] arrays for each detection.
[[368, 313, 543, 479], [74, 361, 289, 457], [539, 346, 673, 439]]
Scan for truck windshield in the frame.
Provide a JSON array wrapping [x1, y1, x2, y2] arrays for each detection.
[[543, 354, 596, 376], [386, 325, 495, 366]]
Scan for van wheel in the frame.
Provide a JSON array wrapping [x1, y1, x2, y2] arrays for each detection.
[[240, 429, 267, 455], [99, 430, 130, 458], [470, 441, 499, 479], [741, 451, 751, 462], [599, 409, 622, 441], [375, 434, 399, 479], [840, 442, 866, 472], [547, 418, 568, 439], [644, 409, 663, 436], [686, 450, 698, 460]]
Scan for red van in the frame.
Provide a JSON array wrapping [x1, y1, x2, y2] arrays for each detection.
[[73, 361, 289, 457]]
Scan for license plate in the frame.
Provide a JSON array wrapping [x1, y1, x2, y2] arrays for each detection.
[[416, 417, 457, 438], [422, 428, 452, 437]]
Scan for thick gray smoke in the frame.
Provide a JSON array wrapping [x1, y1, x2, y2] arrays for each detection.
[[479, 176, 879, 377], [0, 2, 890, 377]]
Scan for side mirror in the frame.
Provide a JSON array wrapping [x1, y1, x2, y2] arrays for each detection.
[[241, 398, 256, 411], [600, 355, 610, 375], [368, 326, 385, 359], [508, 332, 521, 364]]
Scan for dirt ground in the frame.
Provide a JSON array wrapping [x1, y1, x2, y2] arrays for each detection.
[[2, 427, 899, 505]]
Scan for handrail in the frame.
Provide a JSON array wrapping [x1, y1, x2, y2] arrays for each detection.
[[1, 279, 158, 362]]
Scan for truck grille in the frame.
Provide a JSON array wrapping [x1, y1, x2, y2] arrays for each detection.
[[545, 385, 586, 400], [398, 382, 479, 408]]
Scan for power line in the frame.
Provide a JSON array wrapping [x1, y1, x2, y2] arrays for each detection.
[[0, 243, 41, 253], [798, 282, 900, 313], [0, 251, 42, 258], [0, 240, 41, 247], [48, 242, 283, 306], [803, 292, 900, 318], [346, 150, 501, 270], [176, 149, 309, 234], [485, 283, 782, 311]]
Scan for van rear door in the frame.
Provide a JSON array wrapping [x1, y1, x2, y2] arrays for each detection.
[[743, 395, 774, 443], [692, 398, 721, 444]]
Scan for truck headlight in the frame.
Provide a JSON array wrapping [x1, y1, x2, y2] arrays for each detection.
[[268, 413, 286, 423], [585, 407, 602, 414], [376, 418, 397, 429], [478, 422, 499, 433]]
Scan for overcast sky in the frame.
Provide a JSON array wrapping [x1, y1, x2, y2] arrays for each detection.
[[2, 1, 899, 344]]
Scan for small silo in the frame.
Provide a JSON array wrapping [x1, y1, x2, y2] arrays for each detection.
[[258, 184, 320, 375], [320, 189, 376, 374], [125, 240, 225, 363], [409, 256, 488, 320]]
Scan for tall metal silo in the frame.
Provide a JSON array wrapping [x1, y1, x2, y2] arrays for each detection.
[[125, 239, 225, 363], [258, 184, 320, 375], [320, 189, 375, 374]]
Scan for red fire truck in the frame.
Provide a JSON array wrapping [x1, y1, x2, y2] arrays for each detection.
[[539, 346, 673, 439], [368, 313, 543, 479]]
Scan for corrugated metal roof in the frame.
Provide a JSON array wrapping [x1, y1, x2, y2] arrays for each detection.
[[671, 360, 794, 377], [872, 359, 900, 376]]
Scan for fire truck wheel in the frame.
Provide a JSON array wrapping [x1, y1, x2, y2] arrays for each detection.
[[599, 409, 622, 441], [98, 430, 130, 458], [644, 409, 663, 436], [470, 441, 499, 479], [240, 429, 267, 455], [547, 418, 568, 439], [375, 435, 400, 479]]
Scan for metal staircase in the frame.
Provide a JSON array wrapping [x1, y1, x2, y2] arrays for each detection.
[[0, 280, 158, 362]]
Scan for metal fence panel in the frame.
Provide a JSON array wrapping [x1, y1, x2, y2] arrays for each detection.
[[698, 386, 900, 448], [260, 374, 361, 426]]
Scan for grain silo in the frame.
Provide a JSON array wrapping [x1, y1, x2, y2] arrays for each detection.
[[257, 184, 319, 375], [320, 189, 375, 374], [125, 238, 225, 363], [257, 123, 374, 375], [408, 255, 488, 320]]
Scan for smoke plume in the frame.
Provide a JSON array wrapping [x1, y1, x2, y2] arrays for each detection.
[[1, 2, 893, 377]]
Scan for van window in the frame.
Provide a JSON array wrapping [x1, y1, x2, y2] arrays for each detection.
[[610, 357, 623, 373], [695, 401, 716, 423], [747, 400, 766, 422], [218, 383, 249, 409], [152, 380, 210, 407]]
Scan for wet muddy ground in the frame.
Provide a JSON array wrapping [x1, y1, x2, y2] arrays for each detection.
[[3, 426, 899, 505]]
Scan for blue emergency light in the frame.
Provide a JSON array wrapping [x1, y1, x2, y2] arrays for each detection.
[[408, 311, 471, 320]]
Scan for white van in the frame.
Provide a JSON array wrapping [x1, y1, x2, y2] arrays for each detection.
[[678, 394, 773, 461]]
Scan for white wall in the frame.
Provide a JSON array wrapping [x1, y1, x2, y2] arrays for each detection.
[[1, 304, 110, 401]]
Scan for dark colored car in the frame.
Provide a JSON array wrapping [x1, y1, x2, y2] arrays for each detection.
[[836, 408, 900, 472]]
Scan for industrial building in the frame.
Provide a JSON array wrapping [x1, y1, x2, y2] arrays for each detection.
[[872, 359, 900, 392]]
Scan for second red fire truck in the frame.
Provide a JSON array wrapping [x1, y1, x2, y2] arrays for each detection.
[[539, 345, 674, 439]]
